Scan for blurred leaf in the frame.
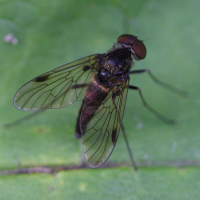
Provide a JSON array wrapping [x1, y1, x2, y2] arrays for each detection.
[[0, 0, 200, 199], [0, 167, 200, 200]]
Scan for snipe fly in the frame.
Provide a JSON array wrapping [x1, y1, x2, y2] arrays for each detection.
[[13, 34, 186, 170]]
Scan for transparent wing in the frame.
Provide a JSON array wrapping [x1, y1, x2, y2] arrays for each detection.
[[14, 54, 100, 110], [81, 77, 129, 168]]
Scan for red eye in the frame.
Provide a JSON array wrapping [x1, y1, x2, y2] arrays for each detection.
[[117, 34, 147, 60]]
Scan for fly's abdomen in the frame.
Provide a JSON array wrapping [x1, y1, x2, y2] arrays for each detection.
[[75, 78, 109, 138]]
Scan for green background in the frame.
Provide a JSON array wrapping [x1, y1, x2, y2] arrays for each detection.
[[0, 0, 200, 199]]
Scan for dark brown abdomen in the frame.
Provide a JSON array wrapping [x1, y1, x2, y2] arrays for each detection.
[[75, 78, 109, 138]]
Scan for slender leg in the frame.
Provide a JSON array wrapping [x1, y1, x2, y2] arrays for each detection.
[[129, 69, 188, 97], [121, 123, 138, 171], [4, 84, 89, 128], [129, 85, 176, 124], [111, 90, 138, 171], [3, 110, 45, 128]]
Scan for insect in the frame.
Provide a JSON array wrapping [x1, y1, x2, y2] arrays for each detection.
[[13, 34, 185, 169]]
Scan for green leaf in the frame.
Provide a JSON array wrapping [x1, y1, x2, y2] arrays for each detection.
[[0, 0, 200, 199]]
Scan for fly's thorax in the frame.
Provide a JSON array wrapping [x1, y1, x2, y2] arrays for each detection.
[[98, 48, 133, 76]]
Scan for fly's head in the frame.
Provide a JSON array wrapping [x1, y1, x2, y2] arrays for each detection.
[[118, 34, 147, 60]]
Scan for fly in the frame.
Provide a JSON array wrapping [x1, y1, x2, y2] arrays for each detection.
[[13, 34, 186, 170]]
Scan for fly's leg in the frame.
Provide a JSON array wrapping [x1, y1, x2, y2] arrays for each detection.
[[3, 110, 45, 128], [112, 89, 138, 171], [129, 69, 187, 97], [121, 123, 138, 171], [129, 85, 176, 124], [4, 84, 89, 128]]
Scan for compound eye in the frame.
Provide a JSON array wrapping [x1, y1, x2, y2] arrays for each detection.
[[117, 34, 147, 60], [132, 39, 146, 60], [117, 34, 137, 45]]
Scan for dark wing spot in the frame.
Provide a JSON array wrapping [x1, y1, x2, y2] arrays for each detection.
[[83, 65, 90, 71], [112, 89, 121, 100], [112, 127, 117, 145], [33, 74, 50, 82]]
